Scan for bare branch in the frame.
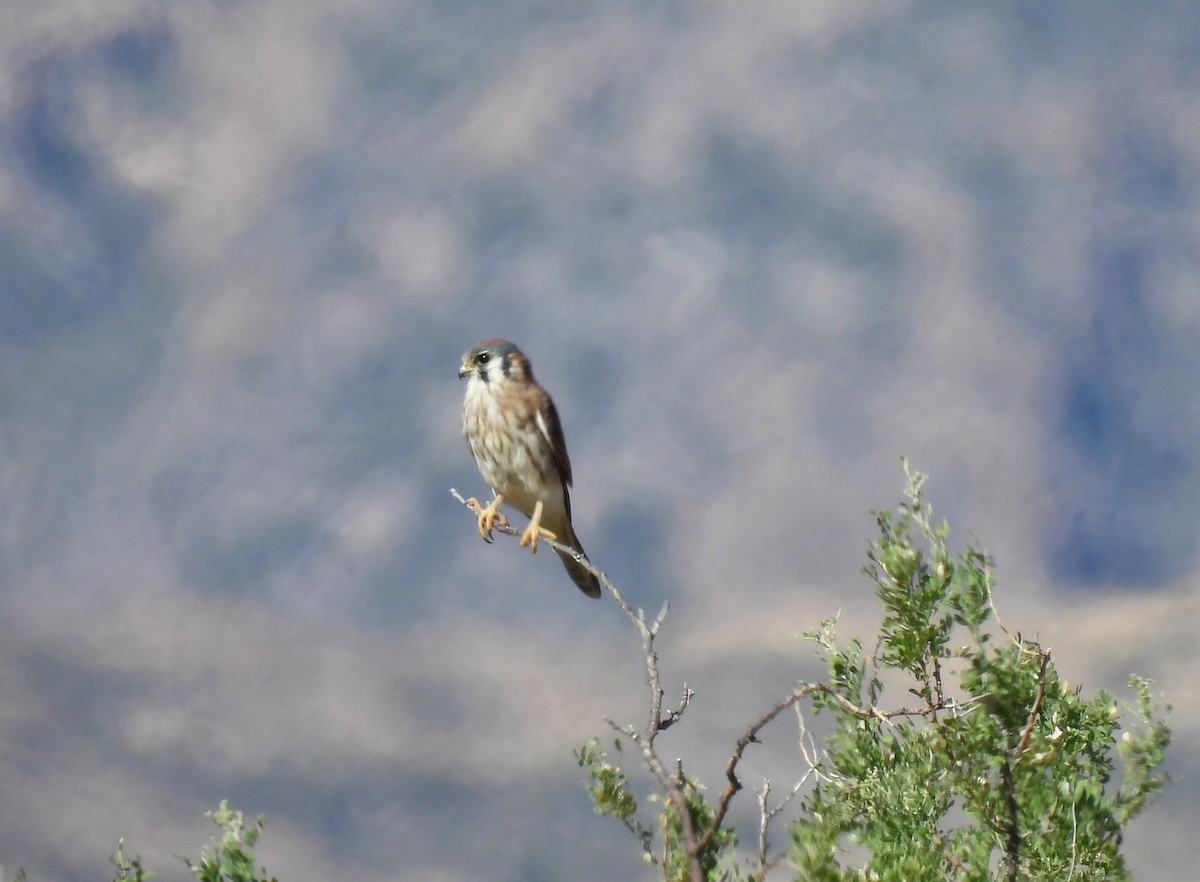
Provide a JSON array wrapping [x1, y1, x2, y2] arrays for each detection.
[[750, 777, 806, 880], [456, 485, 960, 878], [755, 780, 772, 874], [930, 655, 944, 722], [1016, 650, 1051, 754], [698, 682, 822, 854], [1001, 757, 1021, 882], [452, 488, 642, 626], [452, 489, 706, 882], [794, 702, 835, 788], [452, 491, 954, 878]]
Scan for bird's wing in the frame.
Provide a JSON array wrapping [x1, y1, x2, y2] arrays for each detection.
[[534, 395, 574, 488]]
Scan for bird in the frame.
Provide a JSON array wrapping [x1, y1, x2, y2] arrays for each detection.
[[458, 338, 602, 598]]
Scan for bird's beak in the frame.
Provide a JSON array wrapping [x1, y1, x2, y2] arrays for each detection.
[[458, 363, 471, 380]]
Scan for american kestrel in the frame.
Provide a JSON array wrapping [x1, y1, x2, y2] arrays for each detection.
[[459, 338, 602, 598]]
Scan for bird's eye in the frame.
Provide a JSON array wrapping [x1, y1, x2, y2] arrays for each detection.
[[477, 352, 490, 364]]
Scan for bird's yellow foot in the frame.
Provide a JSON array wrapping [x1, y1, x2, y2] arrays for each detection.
[[466, 495, 507, 542], [518, 499, 557, 553]]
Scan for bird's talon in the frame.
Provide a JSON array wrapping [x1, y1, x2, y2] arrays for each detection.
[[519, 524, 557, 553], [470, 495, 506, 542]]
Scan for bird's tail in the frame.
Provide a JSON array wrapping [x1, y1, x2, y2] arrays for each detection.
[[554, 521, 601, 598], [538, 508, 601, 598], [557, 545, 602, 598]]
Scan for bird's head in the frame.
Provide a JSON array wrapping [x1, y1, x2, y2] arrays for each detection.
[[458, 338, 532, 384]]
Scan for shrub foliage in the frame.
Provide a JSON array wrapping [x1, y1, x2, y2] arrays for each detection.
[[579, 464, 1170, 882]]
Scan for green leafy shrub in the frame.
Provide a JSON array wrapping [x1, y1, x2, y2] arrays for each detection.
[[582, 464, 1170, 882], [109, 801, 276, 882]]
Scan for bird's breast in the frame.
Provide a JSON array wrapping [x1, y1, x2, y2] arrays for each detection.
[[462, 379, 564, 518]]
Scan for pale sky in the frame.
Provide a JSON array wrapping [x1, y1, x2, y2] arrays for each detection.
[[1, 2, 1197, 880]]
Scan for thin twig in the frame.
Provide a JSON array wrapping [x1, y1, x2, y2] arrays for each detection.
[[453, 491, 936, 881], [1066, 798, 1079, 882], [755, 780, 771, 872], [698, 683, 822, 853], [750, 776, 806, 880], [450, 489, 708, 882], [795, 703, 831, 784], [451, 487, 638, 620], [1016, 650, 1051, 754], [930, 656, 944, 722], [1001, 757, 1020, 882], [452, 488, 940, 881]]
